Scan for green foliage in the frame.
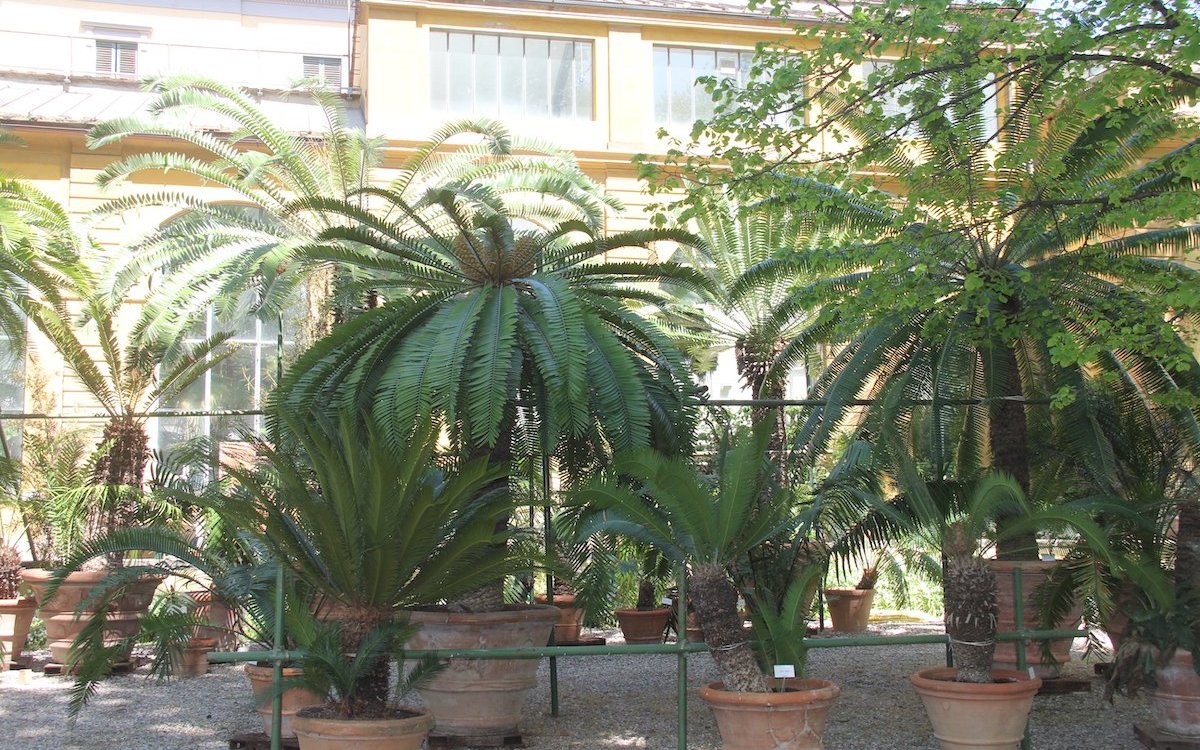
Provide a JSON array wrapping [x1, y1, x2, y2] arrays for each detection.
[[285, 616, 441, 719], [1106, 588, 1200, 700]]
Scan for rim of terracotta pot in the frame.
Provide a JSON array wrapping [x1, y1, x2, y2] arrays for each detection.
[[408, 603, 559, 626], [615, 607, 672, 616], [910, 667, 1042, 697], [700, 677, 841, 707], [823, 588, 874, 598], [293, 704, 435, 735], [0, 596, 36, 608], [21, 568, 109, 585], [534, 594, 578, 607], [245, 663, 307, 678]]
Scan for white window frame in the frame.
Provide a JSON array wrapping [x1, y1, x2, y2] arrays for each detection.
[[653, 45, 758, 129], [429, 29, 594, 121]]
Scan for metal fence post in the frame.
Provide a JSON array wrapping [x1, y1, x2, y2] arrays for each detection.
[[676, 564, 689, 750]]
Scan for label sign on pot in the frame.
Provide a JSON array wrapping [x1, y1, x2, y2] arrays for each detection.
[[773, 664, 796, 679]]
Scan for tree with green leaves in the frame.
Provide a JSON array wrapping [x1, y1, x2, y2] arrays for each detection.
[[737, 70, 1200, 558]]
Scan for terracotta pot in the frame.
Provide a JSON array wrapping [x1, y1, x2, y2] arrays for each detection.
[[910, 667, 1042, 750], [699, 677, 841, 750], [535, 594, 584, 643], [245, 663, 325, 738], [188, 590, 239, 651], [686, 610, 705, 642], [175, 637, 217, 677], [1151, 650, 1200, 737], [292, 705, 434, 750], [989, 560, 1080, 677], [0, 596, 36, 670], [406, 604, 557, 740], [615, 607, 671, 644], [824, 588, 874, 633], [21, 567, 160, 666]]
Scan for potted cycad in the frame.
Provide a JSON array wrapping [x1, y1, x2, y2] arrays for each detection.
[[575, 428, 840, 750]]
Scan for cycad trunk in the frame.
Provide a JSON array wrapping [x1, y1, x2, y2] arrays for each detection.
[[987, 345, 1036, 561], [690, 563, 767, 692], [1176, 503, 1200, 645], [735, 338, 787, 480], [90, 415, 149, 564], [448, 411, 516, 613], [335, 605, 393, 717], [944, 554, 998, 683]]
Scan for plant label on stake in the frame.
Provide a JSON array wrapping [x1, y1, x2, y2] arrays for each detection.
[[661, 597, 673, 606], [773, 664, 796, 679]]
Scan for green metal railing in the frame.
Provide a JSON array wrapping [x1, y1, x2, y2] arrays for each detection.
[[206, 566, 1084, 750]]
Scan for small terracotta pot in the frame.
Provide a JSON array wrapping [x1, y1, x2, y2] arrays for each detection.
[[1151, 650, 1200, 738], [292, 705, 434, 750], [699, 677, 841, 750], [910, 667, 1041, 750], [245, 663, 325, 738], [686, 611, 705, 642], [824, 588, 874, 633], [535, 594, 584, 643], [615, 607, 671, 644], [176, 637, 217, 677], [0, 596, 37, 669]]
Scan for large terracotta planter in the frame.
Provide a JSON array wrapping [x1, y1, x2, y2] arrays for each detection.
[[245, 663, 325, 738], [535, 594, 584, 643], [699, 677, 841, 750], [910, 667, 1042, 750], [407, 604, 557, 741], [188, 590, 239, 651], [0, 595, 36, 670], [824, 588, 875, 633], [616, 607, 671, 644], [1151, 651, 1200, 738], [21, 567, 159, 666], [292, 706, 435, 750], [989, 560, 1080, 677]]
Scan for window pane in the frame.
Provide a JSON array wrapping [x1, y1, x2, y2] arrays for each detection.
[[448, 32, 474, 112], [549, 40, 574, 118], [693, 49, 716, 122], [669, 47, 693, 125], [430, 31, 448, 110], [500, 35, 524, 117], [525, 38, 549, 118], [475, 34, 499, 115], [575, 43, 592, 119], [653, 47, 669, 123]]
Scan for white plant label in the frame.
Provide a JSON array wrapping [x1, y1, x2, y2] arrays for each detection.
[[1028, 667, 1037, 679], [773, 664, 796, 679], [661, 597, 673, 606]]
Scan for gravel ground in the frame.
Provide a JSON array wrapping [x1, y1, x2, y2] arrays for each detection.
[[0, 619, 1156, 750]]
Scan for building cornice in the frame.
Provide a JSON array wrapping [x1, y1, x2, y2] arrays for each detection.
[[363, 0, 814, 33]]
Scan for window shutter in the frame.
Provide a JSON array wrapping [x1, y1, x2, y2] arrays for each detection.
[[303, 56, 319, 80], [323, 59, 341, 88], [96, 40, 114, 73], [117, 43, 137, 76]]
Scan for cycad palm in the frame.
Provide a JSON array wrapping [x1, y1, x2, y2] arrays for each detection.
[[771, 72, 1200, 556], [572, 429, 799, 692], [281, 191, 708, 470], [89, 78, 619, 345], [0, 131, 86, 344]]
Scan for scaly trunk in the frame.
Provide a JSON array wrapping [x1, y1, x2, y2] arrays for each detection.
[[448, 410, 516, 613], [690, 563, 767, 692], [735, 338, 788, 481], [987, 345, 1036, 561], [333, 605, 393, 717], [944, 524, 998, 684], [1176, 503, 1200, 646], [91, 415, 149, 566]]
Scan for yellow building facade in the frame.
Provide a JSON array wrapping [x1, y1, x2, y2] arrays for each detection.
[[0, 0, 814, 454]]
